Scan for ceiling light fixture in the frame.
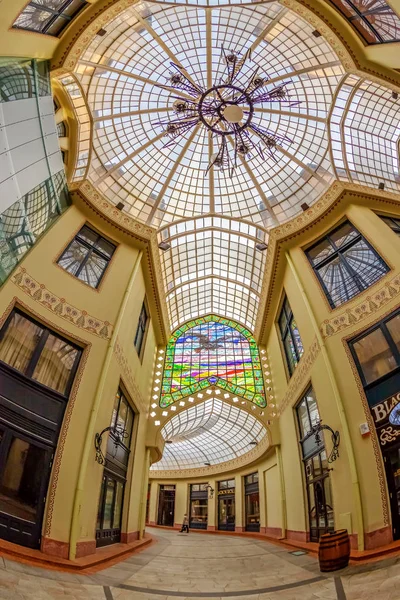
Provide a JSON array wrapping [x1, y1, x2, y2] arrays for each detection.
[[154, 48, 300, 176]]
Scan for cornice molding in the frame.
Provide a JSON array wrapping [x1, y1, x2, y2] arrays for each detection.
[[254, 182, 400, 343], [149, 434, 270, 479], [71, 180, 171, 343]]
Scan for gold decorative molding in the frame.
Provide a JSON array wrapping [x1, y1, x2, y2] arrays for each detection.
[[277, 338, 321, 416], [321, 272, 400, 338], [149, 434, 270, 479], [73, 180, 155, 241], [11, 267, 113, 340], [114, 337, 147, 413]]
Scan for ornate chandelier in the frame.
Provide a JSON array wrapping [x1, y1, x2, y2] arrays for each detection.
[[154, 48, 300, 176]]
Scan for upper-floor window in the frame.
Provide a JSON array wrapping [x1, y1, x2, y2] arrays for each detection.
[[244, 473, 259, 485], [306, 220, 388, 309], [110, 388, 134, 449], [328, 0, 400, 44], [134, 301, 149, 357], [58, 225, 115, 289], [13, 0, 87, 37], [0, 310, 81, 396], [278, 295, 304, 377], [380, 215, 400, 237], [296, 387, 320, 441], [349, 310, 400, 387]]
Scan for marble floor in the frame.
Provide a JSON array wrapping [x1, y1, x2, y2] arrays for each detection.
[[0, 528, 399, 600]]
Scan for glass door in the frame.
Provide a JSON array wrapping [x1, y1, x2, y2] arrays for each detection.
[[384, 446, 400, 540], [0, 427, 53, 548], [305, 451, 334, 541], [218, 496, 235, 531], [157, 486, 175, 526], [96, 473, 125, 547]]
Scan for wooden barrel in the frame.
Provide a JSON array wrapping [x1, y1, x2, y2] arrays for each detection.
[[318, 529, 350, 572]]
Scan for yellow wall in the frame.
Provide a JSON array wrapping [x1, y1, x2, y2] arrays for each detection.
[[0, 199, 160, 557]]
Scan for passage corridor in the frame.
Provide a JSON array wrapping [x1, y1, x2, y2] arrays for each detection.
[[0, 528, 398, 600]]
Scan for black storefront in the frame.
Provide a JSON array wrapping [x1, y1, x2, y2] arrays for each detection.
[[0, 309, 82, 548], [218, 479, 235, 531], [189, 484, 208, 529], [158, 484, 175, 526], [349, 309, 400, 539], [244, 473, 260, 532]]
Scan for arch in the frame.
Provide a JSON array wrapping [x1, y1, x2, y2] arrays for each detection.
[[160, 315, 266, 408]]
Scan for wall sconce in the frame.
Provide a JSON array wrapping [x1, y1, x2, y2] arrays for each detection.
[[310, 420, 340, 463], [205, 484, 214, 499], [94, 425, 128, 465]]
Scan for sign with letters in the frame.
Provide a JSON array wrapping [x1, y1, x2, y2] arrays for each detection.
[[370, 392, 400, 449]]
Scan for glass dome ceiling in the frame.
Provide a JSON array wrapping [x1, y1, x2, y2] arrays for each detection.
[[61, 0, 400, 330], [150, 397, 267, 471]]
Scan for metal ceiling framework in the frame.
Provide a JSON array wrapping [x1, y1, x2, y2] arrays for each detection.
[[56, 0, 400, 332]]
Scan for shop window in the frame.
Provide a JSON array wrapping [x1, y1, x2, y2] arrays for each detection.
[[380, 215, 400, 237], [349, 310, 400, 389], [58, 224, 115, 288], [0, 309, 81, 396], [327, 0, 400, 44], [96, 387, 135, 547], [134, 301, 149, 357], [13, 0, 87, 37], [189, 483, 208, 529], [296, 388, 334, 542], [244, 473, 260, 532], [278, 295, 304, 377], [218, 479, 235, 531], [306, 220, 388, 309], [157, 485, 175, 527]]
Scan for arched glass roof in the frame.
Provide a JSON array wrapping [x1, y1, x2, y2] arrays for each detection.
[[58, 0, 400, 330], [150, 397, 267, 471]]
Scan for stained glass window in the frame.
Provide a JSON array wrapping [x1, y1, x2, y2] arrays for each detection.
[[328, 0, 400, 44], [160, 316, 266, 408]]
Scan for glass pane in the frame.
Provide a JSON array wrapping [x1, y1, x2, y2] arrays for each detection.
[[0, 312, 42, 374], [96, 237, 115, 258], [245, 492, 260, 525], [77, 226, 99, 247], [297, 399, 310, 438], [13, 6, 54, 32], [103, 479, 115, 530], [32, 333, 78, 394], [343, 239, 387, 291], [97, 476, 106, 529], [317, 255, 360, 307], [58, 239, 88, 276], [387, 314, 400, 353], [111, 391, 120, 430], [308, 484, 317, 527], [190, 499, 208, 525], [330, 222, 358, 249], [324, 477, 334, 528], [353, 328, 397, 384], [278, 309, 287, 335], [313, 455, 322, 478], [0, 437, 48, 522], [117, 397, 128, 432], [291, 319, 304, 358], [124, 406, 134, 445], [113, 481, 124, 530], [306, 389, 320, 427], [77, 252, 107, 288], [283, 334, 297, 374], [307, 237, 334, 266]]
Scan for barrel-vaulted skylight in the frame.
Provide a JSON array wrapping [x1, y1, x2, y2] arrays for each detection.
[[58, 0, 400, 330], [150, 397, 267, 471]]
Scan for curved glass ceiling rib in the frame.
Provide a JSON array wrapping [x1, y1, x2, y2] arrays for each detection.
[[150, 397, 267, 470], [73, 2, 342, 228]]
